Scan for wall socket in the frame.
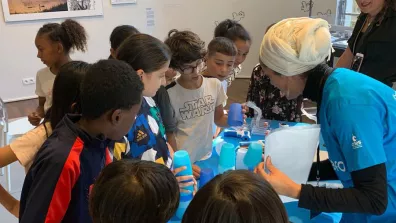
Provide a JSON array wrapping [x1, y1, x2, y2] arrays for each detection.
[[22, 78, 35, 85]]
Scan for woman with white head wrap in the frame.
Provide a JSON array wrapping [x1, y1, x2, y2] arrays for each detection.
[[255, 17, 396, 222]]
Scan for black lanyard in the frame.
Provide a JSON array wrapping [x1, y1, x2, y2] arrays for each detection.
[[315, 67, 335, 186]]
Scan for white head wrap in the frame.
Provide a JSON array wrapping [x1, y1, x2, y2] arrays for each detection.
[[259, 17, 333, 77]]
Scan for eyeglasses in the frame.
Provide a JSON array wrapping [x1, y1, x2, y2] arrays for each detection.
[[179, 60, 204, 74]]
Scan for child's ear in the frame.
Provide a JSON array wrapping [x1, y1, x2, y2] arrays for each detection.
[[57, 42, 64, 54], [110, 48, 116, 59], [136, 69, 145, 79], [70, 102, 81, 114], [110, 109, 122, 124]]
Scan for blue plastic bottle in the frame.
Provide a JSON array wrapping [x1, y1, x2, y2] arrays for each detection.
[[171, 150, 194, 221]]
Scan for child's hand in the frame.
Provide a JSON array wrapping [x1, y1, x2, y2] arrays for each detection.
[[173, 166, 195, 194], [241, 103, 248, 121], [28, 112, 42, 126], [192, 164, 201, 179]]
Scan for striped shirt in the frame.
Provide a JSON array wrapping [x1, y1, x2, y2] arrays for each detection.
[[19, 114, 113, 223]]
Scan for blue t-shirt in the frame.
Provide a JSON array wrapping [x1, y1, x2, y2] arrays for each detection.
[[319, 68, 396, 222]]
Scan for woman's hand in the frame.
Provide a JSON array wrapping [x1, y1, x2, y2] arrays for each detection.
[[254, 156, 302, 199], [173, 166, 197, 195]]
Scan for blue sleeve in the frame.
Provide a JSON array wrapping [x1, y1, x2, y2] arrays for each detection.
[[329, 103, 386, 172]]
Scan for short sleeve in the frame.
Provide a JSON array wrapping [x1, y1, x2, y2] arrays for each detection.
[[153, 86, 177, 132], [35, 71, 45, 97], [216, 80, 228, 107], [329, 103, 386, 172], [10, 124, 48, 167]]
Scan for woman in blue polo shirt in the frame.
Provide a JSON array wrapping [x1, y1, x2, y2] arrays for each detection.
[[255, 17, 396, 222]]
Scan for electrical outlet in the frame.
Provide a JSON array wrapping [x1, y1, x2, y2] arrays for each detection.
[[22, 77, 35, 86]]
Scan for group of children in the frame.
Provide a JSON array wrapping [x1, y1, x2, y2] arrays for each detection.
[[0, 18, 289, 223]]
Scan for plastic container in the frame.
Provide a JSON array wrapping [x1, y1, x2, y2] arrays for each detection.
[[227, 103, 243, 126], [173, 150, 194, 194], [243, 142, 263, 169], [218, 143, 236, 174]]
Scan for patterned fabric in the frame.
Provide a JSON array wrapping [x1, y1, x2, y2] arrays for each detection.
[[246, 64, 303, 122], [124, 97, 172, 168]]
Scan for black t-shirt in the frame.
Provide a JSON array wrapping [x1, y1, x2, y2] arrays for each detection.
[[348, 8, 396, 86]]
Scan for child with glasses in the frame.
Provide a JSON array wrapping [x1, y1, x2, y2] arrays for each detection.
[[165, 30, 230, 178]]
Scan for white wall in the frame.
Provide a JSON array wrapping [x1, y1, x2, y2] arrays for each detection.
[[0, 0, 310, 102]]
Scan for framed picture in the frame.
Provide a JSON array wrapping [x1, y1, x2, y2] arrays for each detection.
[[2, 0, 103, 22], [111, 0, 136, 5]]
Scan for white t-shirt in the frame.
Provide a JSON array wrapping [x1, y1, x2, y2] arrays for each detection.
[[10, 122, 52, 173], [167, 77, 227, 162], [35, 67, 55, 113]]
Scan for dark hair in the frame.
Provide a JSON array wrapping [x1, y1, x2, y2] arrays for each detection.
[[43, 61, 90, 135], [385, 0, 396, 10], [109, 25, 140, 60], [208, 37, 237, 57], [80, 60, 144, 120], [182, 170, 289, 223], [37, 19, 87, 54], [214, 19, 251, 42], [376, 0, 396, 24], [89, 159, 180, 223], [116, 33, 172, 73], [164, 29, 206, 69]]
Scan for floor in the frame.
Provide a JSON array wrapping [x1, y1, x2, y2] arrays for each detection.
[[0, 79, 316, 222]]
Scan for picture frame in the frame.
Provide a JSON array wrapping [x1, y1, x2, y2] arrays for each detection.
[[2, 0, 103, 22], [110, 0, 136, 5]]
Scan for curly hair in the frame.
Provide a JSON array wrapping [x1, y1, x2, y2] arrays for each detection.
[[164, 29, 206, 69], [37, 19, 87, 53]]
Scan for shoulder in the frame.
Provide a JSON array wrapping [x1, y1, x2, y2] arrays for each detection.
[[36, 67, 52, 77], [166, 81, 177, 90], [325, 68, 392, 107]]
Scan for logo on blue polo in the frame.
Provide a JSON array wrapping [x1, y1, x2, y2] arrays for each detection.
[[352, 135, 362, 150]]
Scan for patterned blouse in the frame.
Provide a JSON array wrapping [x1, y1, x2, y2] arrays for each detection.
[[246, 64, 303, 122]]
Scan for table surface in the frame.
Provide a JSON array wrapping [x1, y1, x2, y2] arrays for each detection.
[[196, 119, 342, 223]]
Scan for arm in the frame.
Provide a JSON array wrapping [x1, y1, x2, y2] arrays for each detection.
[[257, 103, 388, 215], [0, 145, 18, 168], [299, 163, 387, 215], [214, 105, 228, 128], [335, 47, 354, 68], [154, 86, 178, 150], [301, 103, 387, 214], [36, 97, 46, 117], [166, 132, 178, 151], [0, 184, 19, 218], [214, 81, 229, 128]]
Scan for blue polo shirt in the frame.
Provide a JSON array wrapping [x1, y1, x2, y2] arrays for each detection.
[[319, 68, 396, 222]]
